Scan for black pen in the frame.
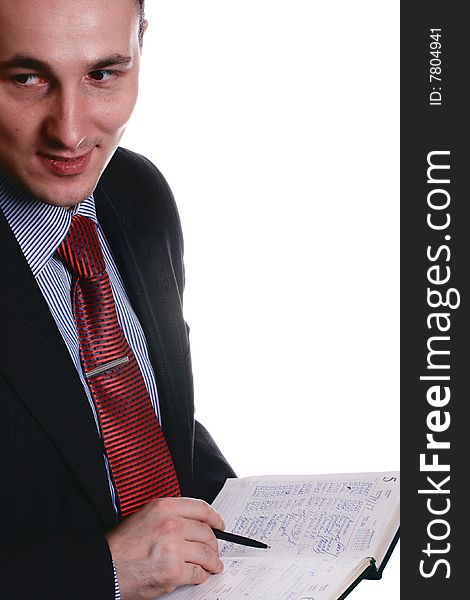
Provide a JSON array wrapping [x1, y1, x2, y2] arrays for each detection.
[[213, 528, 270, 549]]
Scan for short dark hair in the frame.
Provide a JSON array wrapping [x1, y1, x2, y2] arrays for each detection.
[[137, 0, 145, 46]]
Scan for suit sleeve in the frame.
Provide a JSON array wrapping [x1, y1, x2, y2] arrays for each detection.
[[192, 420, 237, 503], [2, 535, 115, 600]]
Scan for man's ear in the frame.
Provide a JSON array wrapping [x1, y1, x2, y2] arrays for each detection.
[[139, 19, 148, 51]]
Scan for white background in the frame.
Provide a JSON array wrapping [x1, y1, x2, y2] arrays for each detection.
[[122, 1, 400, 597]]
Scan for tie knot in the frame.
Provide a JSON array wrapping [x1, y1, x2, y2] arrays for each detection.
[[56, 214, 105, 278]]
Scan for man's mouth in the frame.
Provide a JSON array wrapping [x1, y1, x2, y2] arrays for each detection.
[[38, 150, 93, 176]]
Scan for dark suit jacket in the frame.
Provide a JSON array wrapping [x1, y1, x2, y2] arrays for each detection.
[[0, 148, 235, 599]]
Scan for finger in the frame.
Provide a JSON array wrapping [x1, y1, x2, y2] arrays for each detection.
[[180, 562, 211, 586], [178, 497, 225, 529], [181, 519, 219, 552], [184, 540, 224, 575], [149, 497, 225, 530]]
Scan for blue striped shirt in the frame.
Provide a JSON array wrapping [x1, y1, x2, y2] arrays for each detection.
[[0, 169, 164, 599]]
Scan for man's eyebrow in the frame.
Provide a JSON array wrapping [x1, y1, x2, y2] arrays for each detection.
[[89, 54, 134, 70], [0, 54, 49, 71], [0, 53, 133, 71]]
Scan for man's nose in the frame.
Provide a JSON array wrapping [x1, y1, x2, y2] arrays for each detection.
[[43, 88, 89, 151]]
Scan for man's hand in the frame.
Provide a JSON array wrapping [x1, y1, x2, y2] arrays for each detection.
[[105, 497, 225, 599]]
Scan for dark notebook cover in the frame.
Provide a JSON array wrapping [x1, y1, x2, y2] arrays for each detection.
[[337, 528, 400, 599]]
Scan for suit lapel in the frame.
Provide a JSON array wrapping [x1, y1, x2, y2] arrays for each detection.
[[0, 213, 116, 528], [95, 177, 194, 493]]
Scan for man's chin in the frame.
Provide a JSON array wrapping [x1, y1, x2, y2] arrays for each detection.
[[23, 176, 99, 209]]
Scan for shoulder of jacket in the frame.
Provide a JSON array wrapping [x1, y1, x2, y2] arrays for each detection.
[[95, 147, 184, 251], [100, 147, 173, 199]]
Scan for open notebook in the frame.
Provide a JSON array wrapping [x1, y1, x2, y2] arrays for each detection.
[[164, 471, 399, 600]]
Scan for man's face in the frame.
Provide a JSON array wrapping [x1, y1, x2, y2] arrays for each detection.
[[0, 0, 143, 207]]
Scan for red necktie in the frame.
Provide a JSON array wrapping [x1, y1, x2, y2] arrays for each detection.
[[56, 215, 180, 517]]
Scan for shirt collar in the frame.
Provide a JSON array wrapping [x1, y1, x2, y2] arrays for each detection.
[[0, 169, 97, 277]]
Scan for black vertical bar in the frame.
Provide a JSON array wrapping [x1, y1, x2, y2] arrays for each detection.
[[401, 2, 466, 597]]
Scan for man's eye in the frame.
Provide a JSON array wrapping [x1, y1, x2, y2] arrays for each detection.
[[13, 74, 46, 87], [87, 70, 116, 82]]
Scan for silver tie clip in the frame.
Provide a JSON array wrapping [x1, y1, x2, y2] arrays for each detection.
[[85, 356, 130, 379]]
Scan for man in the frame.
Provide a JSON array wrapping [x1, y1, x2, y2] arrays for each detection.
[[0, 1, 235, 598]]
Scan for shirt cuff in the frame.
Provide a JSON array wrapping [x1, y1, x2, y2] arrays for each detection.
[[113, 563, 121, 600]]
